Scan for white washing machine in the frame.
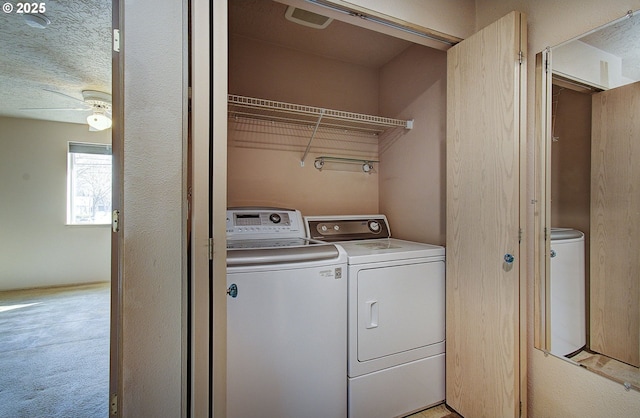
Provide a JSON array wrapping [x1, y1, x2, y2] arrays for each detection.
[[305, 215, 445, 418], [226, 208, 348, 418]]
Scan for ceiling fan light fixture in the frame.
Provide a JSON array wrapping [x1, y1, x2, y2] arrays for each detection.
[[24, 13, 51, 29], [87, 111, 112, 131], [82, 90, 112, 130]]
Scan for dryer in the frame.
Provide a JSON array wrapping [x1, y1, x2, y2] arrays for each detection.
[[305, 215, 445, 418]]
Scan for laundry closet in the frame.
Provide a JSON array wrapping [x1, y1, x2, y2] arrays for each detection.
[[222, 2, 527, 417], [227, 0, 447, 245]]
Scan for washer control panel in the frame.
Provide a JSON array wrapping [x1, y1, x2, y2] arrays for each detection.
[[226, 208, 304, 238], [305, 215, 391, 242]]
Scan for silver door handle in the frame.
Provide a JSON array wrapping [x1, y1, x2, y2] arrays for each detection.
[[504, 253, 515, 264]]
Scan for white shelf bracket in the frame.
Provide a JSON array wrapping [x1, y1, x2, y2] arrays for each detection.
[[300, 109, 325, 167]]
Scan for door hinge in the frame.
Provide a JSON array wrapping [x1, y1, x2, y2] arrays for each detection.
[[113, 29, 120, 52], [112, 210, 120, 233], [208, 238, 214, 260], [110, 393, 117, 415], [518, 50, 524, 65], [544, 46, 551, 73], [544, 226, 549, 241], [519, 227, 523, 243], [520, 400, 522, 417]]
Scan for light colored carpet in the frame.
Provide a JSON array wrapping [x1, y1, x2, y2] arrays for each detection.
[[0, 282, 110, 418]]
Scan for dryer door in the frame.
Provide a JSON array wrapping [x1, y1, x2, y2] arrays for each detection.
[[356, 260, 445, 362]]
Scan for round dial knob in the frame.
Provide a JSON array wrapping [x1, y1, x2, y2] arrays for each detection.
[[333, 225, 340, 231], [368, 221, 381, 233], [320, 225, 328, 232], [269, 213, 281, 224]]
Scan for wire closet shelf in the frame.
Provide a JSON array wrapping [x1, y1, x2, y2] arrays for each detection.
[[227, 94, 414, 166]]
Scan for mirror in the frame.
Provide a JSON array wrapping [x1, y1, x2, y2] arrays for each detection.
[[535, 10, 640, 391]]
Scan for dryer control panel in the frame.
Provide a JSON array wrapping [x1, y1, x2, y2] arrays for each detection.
[[305, 215, 391, 242]]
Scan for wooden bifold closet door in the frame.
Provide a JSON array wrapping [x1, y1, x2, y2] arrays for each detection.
[[446, 11, 527, 418], [590, 81, 640, 368]]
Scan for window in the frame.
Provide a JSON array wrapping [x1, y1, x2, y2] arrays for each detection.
[[67, 142, 112, 225]]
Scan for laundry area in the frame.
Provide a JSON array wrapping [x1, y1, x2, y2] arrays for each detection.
[[227, 0, 447, 245], [225, 1, 450, 417]]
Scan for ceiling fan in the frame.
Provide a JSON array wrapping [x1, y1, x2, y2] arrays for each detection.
[[21, 89, 112, 131]]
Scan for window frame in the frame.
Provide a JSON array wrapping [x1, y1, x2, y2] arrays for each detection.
[[66, 141, 113, 226]]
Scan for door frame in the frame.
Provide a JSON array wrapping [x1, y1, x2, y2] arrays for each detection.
[[190, 0, 217, 416], [109, 0, 123, 415]]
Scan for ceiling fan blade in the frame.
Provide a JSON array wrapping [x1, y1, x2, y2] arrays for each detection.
[[20, 107, 90, 111], [43, 88, 89, 105]]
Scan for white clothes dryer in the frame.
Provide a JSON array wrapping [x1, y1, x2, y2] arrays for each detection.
[[305, 215, 445, 418]]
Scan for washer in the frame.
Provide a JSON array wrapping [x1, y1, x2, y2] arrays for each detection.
[[226, 208, 348, 418], [305, 215, 446, 418]]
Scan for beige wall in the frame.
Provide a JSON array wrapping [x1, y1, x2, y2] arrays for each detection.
[[378, 44, 447, 245], [550, 86, 591, 233], [474, 0, 640, 416], [230, 35, 380, 114], [228, 34, 380, 215], [0, 117, 110, 291], [228, 147, 379, 216], [550, 86, 591, 310]]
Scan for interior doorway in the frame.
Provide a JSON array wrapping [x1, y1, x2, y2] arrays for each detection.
[[0, 1, 114, 416]]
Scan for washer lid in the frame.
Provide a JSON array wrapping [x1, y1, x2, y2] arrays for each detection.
[[550, 228, 584, 241], [339, 238, 445, 264]]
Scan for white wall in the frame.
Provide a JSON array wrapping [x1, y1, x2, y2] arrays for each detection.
[[474, 0, 640, 416], [120, 0, 186, 415], [0, 117, 110, 291]]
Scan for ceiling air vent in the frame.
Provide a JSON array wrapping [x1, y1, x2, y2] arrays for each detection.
[[285, 6, 333, 29]]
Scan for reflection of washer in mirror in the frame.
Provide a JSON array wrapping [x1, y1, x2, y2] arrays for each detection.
[[549, 229, 585, 357], [535, 9, 640, 391]]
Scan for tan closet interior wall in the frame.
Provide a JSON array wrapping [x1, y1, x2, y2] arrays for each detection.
[[227, 34, 381, 215], [227, 32, 447, 225]]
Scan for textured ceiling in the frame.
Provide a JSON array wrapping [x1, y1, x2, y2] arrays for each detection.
[[229, 0, 412, 69], [1, 1, 637, 127], [0, 0, 111, 125], [580, 13, 640, 82]]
